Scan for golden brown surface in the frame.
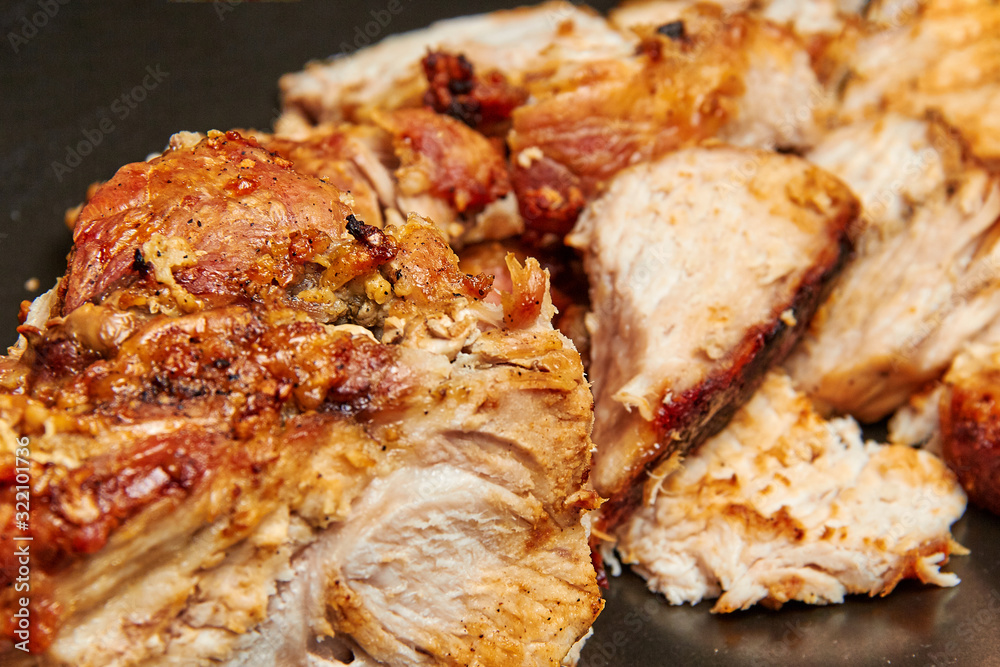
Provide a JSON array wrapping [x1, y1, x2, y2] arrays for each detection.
[[0, 130, 601, 666]]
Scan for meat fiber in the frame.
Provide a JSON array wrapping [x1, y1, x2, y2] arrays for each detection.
[[0, 131, 602, 666], [785, 114, 1000, 422], [837, 0, 1000, 167], [566, 145, 857, 522], [615, 371, 967, 612]]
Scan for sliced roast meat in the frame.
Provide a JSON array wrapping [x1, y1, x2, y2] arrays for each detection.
[[566, 145, 857, 523]]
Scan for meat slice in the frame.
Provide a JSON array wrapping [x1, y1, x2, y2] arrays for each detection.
[[785, 114, 1000, 421], [940, 339, 1000, 515], [566, 146, 857, 521], [837, 0, 1000, 167], [279, 1, 635, 127], [615, 371, 967, 612], [0, 138, 601, 665]]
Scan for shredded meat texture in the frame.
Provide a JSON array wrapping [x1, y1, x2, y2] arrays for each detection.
[[835, 0, 1000, 167], [616, 371, 967, 612], [940, 340, 1000, 515], [785, 114, 1000, 422], [568, 146, 857, 523], [0, 130, 602, 666]]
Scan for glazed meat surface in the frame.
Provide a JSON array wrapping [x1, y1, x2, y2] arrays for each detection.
[[785, 114, 1000, 422], [0, 132, 602, 666], [615, 371, 967, 612], [566, 146, 856, 521]]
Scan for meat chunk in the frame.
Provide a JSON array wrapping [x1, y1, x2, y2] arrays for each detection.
[[279, 1, 635, 127], [566, 146, 856, 521], [62, 130, 358, 315], [837, 0, 1000, 167], [0, 138, 601, 665], [510, 3, 832, 232], [785, 114, 1000, 421], [940, 340, 1000, 515], [373, 108, 513, 239], [615, 371, 967, 612]]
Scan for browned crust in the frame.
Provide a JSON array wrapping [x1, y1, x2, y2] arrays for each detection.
[[599, 222, 856, 530], [940, 381, 1000, 515]]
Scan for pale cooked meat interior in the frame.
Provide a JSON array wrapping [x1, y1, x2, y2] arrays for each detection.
[[567, 145, 856, 509], [615, 371, 967, 612]]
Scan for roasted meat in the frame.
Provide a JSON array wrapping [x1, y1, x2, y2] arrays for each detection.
[[940, 339, 1000, 515], [566, 145, 857, 523], [785, 114, 1000, 422], [837, 0, 1000, 167], [0, 131, 602, 666], [615, 370, 967, 612], [278, 1, 636, 128], [509, 3, 832, 232]]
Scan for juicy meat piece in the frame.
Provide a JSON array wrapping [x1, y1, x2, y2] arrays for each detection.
[[837, 0, 1000, 167], [0, 139, 602, 664], [62, 130, 358, 315], [940, 340, 1000, 515], [510, 4, 829, 187], [785, 114, 1000, 421], [566, 146, 856, 521], [279, 1, 635, 127], [509, 4, 831, 232], [615, 371, 967, 612], [421, 50, 528, 132], [375, 108, 511, 216]]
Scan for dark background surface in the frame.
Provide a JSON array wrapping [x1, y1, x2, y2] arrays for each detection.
[[1, 2, 998, 665]]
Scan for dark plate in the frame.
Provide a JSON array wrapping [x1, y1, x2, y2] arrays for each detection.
[[1, 2, 997, 665]]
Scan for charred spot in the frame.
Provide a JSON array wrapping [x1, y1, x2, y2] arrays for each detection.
[[657, 20, 686, 41], [345, 214, 398, 264], [132, 248, 150, 277], [421, 50, 526, 130]]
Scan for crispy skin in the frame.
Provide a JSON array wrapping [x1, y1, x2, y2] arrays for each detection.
[[421, 51, 528, 132], [616, 371, 966, 612], [0, 130, 600, 665], [257, 124, 391, 229], [567, 146, 856, 523], [62, 131, 357, 315], [940, 342, 1000, 515]]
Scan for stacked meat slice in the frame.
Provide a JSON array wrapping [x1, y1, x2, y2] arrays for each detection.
[[0, 131, 602, 666], [567, 146, 857, 524], [785, 113, 1000, 421]]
